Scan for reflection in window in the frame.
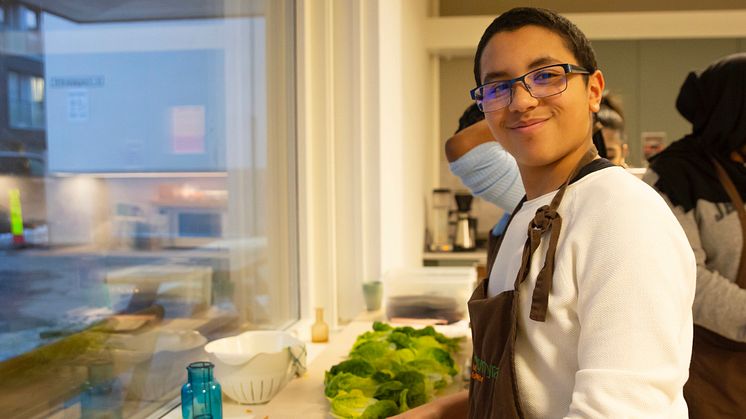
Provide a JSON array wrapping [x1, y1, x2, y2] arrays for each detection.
[[21, 6, 38, 30], [0, 1, 298, 417], [7, 71, 45, 129]]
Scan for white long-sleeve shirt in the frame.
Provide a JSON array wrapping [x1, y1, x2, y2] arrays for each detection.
[[488, 166, 696, 418]]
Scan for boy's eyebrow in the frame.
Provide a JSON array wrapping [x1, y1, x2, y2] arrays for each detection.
[[481, 56, 564, 84]]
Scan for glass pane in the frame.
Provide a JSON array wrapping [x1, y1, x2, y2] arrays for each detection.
[[0, 0, 298, 417]]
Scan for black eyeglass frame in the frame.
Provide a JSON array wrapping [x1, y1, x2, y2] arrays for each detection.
[[470, 63, 592, 112]]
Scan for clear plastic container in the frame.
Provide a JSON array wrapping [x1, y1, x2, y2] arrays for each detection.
[[383, 267, 477, 324]]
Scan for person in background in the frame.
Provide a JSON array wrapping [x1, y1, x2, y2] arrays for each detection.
[[395, 7, 695, 418], [596, 94, 629, 168], [644, 53, 746, 418]]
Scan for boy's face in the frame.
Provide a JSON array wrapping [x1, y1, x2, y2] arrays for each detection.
[[479, 25, 604, 168]]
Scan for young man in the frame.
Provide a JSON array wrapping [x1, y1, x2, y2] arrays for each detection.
[[395, 8, 695, 419]]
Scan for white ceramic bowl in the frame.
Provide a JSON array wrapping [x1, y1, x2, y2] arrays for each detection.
[[204, 330, 306, 404]]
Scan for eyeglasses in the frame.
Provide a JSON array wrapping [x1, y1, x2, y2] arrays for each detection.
[[470, 63, 591, 113]]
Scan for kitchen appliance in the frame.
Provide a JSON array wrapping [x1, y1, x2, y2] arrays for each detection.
[[454, 192, 476, 251], [159, 205, 226, 248], [429, 188, 453, 252]]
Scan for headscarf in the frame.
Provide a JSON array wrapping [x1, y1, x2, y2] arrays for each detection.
[[648, 53, 746, 212]]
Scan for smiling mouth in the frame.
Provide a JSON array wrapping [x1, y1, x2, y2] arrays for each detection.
[[510, 118, 548, 130]]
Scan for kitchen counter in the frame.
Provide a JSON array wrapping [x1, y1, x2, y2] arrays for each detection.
[[162, 319, 471, 419], [423, 250, 486, 266]]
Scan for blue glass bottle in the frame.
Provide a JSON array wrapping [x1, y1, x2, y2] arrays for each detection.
[[80, 360, 124, 419], [181, 361, 222, 419]]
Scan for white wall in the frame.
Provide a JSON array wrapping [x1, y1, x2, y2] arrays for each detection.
[[297, 0, 433, 325]]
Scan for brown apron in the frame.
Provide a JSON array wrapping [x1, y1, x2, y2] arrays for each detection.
[[467, 148, 601, 418], [684, 157, 746, 419]]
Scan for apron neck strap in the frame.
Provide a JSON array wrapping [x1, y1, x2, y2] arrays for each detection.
[[516, 146, 598, 322], [711, 156, 746, 289]]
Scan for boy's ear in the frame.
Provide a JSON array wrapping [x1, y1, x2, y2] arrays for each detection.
[[588, 70, 605, 112]]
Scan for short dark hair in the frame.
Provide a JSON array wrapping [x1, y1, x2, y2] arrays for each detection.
[[473, 7, 598, 87], [456, 103, 484, 134]]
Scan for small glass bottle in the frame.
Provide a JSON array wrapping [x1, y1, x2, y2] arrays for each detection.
[[181, 361, 222, 419], [80, 360, 124, 419], [311, 307, 329, 343]]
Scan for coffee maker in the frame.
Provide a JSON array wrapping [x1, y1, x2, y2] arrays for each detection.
[[454, 192, 477, 251]]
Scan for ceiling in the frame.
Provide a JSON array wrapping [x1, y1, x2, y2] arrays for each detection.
[[439, 0, 746, 16], [18, 0, 265, 23]]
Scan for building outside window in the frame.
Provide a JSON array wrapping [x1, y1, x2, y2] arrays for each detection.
[[0, 1, 298, 417], [7, 71, 45, 129]]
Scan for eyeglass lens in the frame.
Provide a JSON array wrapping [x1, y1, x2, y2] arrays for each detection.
[[476, 65, 570, 112]]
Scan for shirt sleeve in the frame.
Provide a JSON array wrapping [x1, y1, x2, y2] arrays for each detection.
[[448, 142, 524, 212], [566, 182, 696, 418]]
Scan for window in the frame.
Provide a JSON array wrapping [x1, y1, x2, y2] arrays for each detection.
[[7, 71, 45, 129], [21, 6, 38, 30], [0, 1, 298, 417]]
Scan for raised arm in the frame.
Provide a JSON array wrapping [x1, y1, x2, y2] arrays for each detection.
[[446, 119, 496, 162], [446, 120, 524, 212]]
